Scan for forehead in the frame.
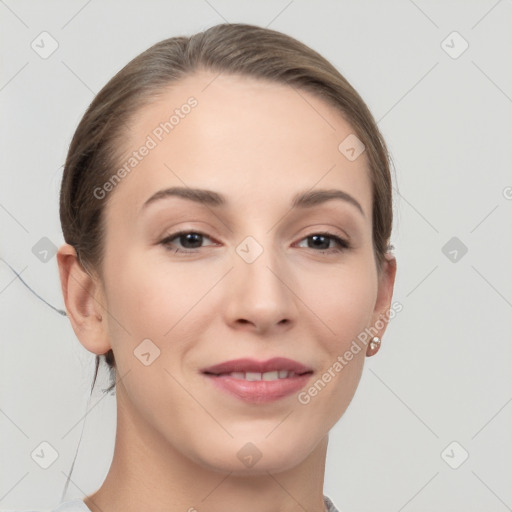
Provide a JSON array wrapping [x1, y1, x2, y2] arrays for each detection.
[[106, 71, 373, 219]]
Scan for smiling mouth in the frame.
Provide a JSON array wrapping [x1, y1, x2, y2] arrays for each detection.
[[203, 370, 313, 381], [202, 369, 314, 403]]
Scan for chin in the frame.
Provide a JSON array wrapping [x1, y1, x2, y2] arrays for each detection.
[[201, 454, 307, 476], [190, 434, 316, 475]]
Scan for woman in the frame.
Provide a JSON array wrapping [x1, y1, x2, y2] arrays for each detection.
[[51, 22, 396, 512]]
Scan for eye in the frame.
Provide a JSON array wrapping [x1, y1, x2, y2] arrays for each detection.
[[159, 230, 351, 256], [296, 232, 350, 253], [160, 231, 218, 254]]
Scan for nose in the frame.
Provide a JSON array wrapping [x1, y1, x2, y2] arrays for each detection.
[[222, 241, 298, 335]]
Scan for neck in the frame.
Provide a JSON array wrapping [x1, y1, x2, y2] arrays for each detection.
[[83, 388, 329, 512]]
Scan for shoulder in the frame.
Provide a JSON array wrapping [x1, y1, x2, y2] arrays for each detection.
[[25, 498, 335, 512], [20, 499, 90, 512], [324, 494, 341, 512], [52, 500, 90, 512]]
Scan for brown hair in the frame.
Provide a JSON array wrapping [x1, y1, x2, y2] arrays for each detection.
[[60, 23, 394, 395]]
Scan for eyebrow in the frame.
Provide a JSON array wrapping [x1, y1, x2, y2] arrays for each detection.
[[142, 186, 365, 217]]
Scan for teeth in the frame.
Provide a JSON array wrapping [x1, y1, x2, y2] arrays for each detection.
[[224, 370, 297, 381]]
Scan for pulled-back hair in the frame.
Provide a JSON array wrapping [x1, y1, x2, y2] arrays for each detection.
[[60, 22, 394, 397]]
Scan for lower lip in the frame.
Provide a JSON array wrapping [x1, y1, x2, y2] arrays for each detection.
[[203, 373, 313, 403]]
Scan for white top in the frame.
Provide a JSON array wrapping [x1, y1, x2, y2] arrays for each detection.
[[25, 495, 340, 512], [324, 495, 340, 512], [52, 501, 89, 512]]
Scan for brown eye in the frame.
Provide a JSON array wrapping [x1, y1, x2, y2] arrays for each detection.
[[160, 231, 216, 253], [297, 232, 350, 253]]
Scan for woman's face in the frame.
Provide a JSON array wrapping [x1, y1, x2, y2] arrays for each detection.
[[92, 71, 395, 474]]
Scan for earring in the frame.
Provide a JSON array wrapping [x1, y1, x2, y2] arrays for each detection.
[[367, 336, 381, 356]]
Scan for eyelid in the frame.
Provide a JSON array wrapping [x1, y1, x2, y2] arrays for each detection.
[[160, 228, 351, 254], [160, 229, 218, 246]]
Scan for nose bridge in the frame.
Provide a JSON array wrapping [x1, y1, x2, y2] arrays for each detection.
[[226, 230, 296, 329], [236, 231, 286, 296]]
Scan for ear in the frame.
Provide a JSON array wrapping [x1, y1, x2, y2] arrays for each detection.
[[56, 243, 111, 356], [367, 253, 397, 353]]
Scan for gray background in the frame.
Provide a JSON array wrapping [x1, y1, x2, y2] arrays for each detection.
[[1, 0, 511, 510]]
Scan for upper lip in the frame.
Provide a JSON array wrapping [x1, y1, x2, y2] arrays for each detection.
[[201, 357, 313, 375]]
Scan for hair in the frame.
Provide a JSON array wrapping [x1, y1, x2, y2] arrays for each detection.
[[59, 22, 394, 399]]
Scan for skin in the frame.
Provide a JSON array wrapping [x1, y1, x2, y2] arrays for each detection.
[[57, 70, 396, 512]]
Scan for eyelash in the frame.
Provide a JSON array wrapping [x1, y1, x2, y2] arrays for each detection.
[[159, 230, 351, 255]]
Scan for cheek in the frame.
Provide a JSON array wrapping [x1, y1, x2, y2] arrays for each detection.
[[299, 259, 378, 345], [295, 259, 377, 418], [105, 248, 191, 321], [102, 249, 219, 365], [100, 252, 204, 412]]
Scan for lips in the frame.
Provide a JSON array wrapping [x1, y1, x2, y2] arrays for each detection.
[[201, 357, 314, 403], [201, 357, 313, 376]]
